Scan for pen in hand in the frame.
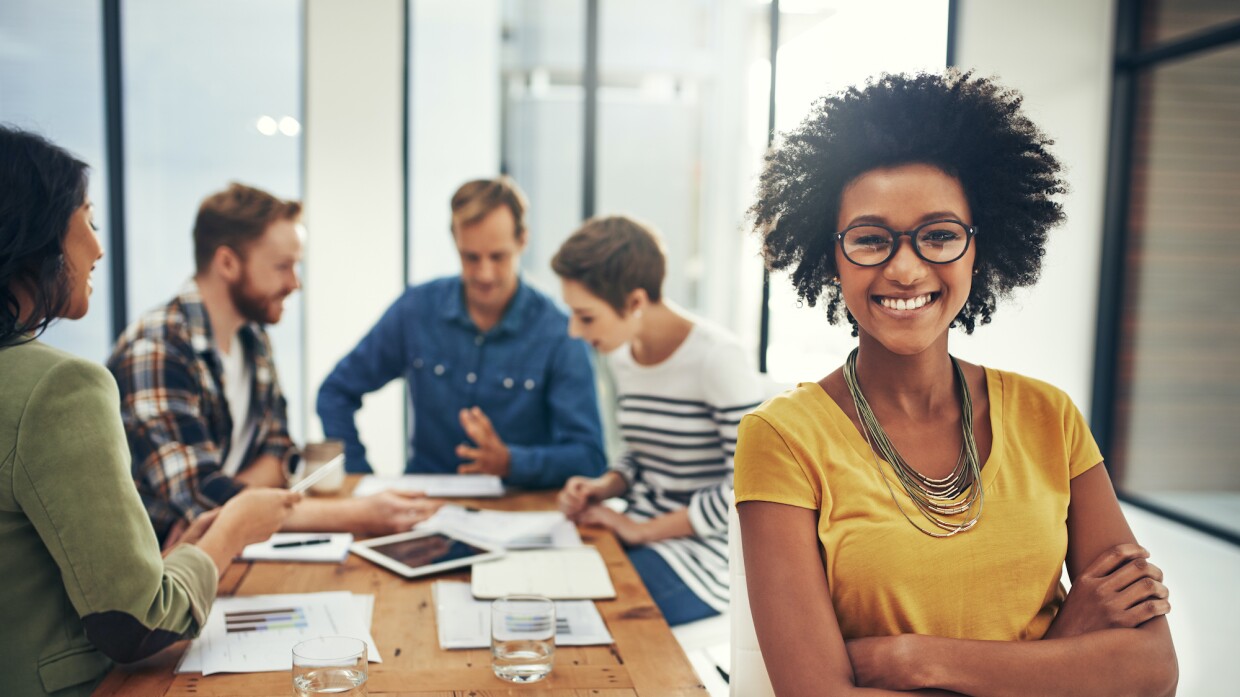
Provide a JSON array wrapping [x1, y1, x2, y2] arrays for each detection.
[[272, 537, 332, 548]]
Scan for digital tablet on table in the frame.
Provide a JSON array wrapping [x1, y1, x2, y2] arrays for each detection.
[[350, 529, 504, 579]]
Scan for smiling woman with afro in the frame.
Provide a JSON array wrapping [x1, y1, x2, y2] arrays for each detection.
[[751, 70, 1066, 333], [733, 70, 1179, 697]]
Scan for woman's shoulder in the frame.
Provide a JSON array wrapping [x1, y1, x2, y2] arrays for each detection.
[[985, 366, 1079, 412], [3, 341, 116, 405], [746, 382, 836, 431]]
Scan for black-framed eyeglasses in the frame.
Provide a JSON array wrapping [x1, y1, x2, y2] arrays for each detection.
[[835, 219, 979, 267]]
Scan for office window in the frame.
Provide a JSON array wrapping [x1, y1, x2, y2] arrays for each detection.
[[1112, 40, 1240, 536], [1143, 0, 1240, 48], [500, 0, 588, 296], [593, 0, 771, 345], [763, 0, 949, 384], [407, 0, 503, 286], [122, 0, 305, 438], [0, 0, 112, 361]]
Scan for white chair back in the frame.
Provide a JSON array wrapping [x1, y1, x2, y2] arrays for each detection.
[[729, 504, 776, 696]]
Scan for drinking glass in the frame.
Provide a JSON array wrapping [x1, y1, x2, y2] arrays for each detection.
[[292, 636, 368, 696], [491, 595, 555, 683], [299, 440, 346, 495]]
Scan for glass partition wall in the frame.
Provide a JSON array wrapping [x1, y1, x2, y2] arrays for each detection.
[[4, 0, 955, 455], [0, 1, 112, 362], [1099, 0, 1240, 542]]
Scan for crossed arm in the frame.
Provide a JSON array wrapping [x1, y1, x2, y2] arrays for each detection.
[[739, 464, 1178, 697]]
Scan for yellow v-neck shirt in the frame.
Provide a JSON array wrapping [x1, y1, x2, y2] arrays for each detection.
[[734, 368, 1103, 641]]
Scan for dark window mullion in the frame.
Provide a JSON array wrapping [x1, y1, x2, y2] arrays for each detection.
[[102, 0, 128, 340]]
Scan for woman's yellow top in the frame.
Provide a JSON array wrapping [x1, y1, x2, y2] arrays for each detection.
[[734, 368, 1102, 641]]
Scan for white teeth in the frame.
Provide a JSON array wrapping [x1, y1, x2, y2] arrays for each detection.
[[880, 293, 933, 311]]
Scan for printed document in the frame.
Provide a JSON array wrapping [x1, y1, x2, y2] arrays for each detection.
[[419, 504, 581, 549], [176, 592, 379, 675], [433, 581, 613, 649]]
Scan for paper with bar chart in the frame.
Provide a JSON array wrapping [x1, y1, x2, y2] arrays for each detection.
[[177, 592, 380, 675]]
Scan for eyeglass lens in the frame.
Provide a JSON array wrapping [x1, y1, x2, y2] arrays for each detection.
[[840, 221, 970, 265]]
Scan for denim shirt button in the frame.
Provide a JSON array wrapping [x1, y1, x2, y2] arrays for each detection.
[[524, 379, 536, 390], [474, 335, 484, 346], [413, 358, 424, 369], [433, 364, 445, 376], [503, 377, 514, 389], [466, 372, 477, 384]]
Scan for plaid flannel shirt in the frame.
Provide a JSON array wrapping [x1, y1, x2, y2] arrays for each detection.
[[107, 281, 297, 542]]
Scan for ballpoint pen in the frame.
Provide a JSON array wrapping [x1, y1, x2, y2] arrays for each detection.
[[272, 537, 332, 548]]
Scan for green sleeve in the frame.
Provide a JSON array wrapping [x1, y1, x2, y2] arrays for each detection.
[[14, 358, 218, 662]]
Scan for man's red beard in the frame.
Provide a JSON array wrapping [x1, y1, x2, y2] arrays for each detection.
[[229, 274, 286, 325]]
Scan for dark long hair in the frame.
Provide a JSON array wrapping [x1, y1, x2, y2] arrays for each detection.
[[0, 125, 90, 346]]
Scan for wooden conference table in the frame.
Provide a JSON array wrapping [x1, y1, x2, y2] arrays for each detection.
[[94, 479, 709, 696]]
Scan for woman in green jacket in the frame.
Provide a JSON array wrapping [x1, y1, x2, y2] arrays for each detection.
[[0, 125, 300, 696]]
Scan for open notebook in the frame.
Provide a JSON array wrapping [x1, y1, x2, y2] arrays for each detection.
[[471, 547, 616, 600]]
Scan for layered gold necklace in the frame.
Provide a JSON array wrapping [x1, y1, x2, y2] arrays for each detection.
[[842, 348, 984, 538]]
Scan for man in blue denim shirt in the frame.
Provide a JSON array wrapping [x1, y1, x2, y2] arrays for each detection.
[[316, 178, 606, 488]]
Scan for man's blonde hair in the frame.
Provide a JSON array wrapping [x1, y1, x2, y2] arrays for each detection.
[[450, 177, 528, 238]]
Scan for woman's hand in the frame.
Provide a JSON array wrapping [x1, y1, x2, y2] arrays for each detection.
[[215, 488, 302, 547], [577, 504, 647, 545], [1046, 543, 1171, 639], [348, 491, 444, 536], [846, 634, 923, 691], [176, 508, 221, 547], [558, 475, 613, 519]]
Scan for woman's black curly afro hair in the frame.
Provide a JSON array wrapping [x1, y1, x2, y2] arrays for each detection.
[[751, 70, 1067, 334]]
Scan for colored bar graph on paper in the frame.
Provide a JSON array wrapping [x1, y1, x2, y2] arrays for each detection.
[[224, 607, 309, 633]]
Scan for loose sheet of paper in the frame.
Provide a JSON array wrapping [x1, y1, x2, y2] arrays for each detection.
[[471, 547, 616, 600], [240, 533, 353, 563], [352, 474, 504, 498], [176, 592, 379, 675], [418, 504, 581, 549], [433, 581, 613, 649]]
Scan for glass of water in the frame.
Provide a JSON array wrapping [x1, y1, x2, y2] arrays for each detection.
[[292, 636, 368, 696], [491, 595, 555, 683]]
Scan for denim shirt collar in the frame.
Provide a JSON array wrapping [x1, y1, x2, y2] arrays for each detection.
[[441, 275, 533, 338]]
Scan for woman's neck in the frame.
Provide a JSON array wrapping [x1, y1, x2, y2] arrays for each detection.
[[629, 301, 694, 366], [194, 275, 246, 355], [853, 332, 958, 420]]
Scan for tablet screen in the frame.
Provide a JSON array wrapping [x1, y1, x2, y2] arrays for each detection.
[[368, 533, 489, 570]]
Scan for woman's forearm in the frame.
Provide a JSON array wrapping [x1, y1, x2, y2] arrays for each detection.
[[599, 470, 631, 498], [912, 619, 1177, 697], [635, 508, 694, 543]]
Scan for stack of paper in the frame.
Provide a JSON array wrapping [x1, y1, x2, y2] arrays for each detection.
[[433, 581, 613, 649], [240, 533, 352, 563], [176, 592, 381, 675], [352, 474, 504, 498], [418, 505, 581, 549]]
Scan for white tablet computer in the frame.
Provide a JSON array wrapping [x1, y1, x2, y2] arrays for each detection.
[[350, 529, 504, 579]]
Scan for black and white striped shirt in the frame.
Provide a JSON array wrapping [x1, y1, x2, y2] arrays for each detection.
[[609, 321, 765, 612]]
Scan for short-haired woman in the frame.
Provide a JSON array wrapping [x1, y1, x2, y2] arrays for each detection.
[[553, 215, 766, 625], [735, 71, 1177, 696], [0, 125, 298, 696]]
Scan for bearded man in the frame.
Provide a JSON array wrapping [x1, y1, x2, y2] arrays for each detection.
[[109, 183, 439, 545]]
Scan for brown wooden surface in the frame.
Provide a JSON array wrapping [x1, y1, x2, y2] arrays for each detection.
[[94, 483, 707, 696]]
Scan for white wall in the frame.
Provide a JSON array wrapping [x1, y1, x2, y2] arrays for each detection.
[[303, 0, 407, 473], [951, 0, 1116, 417]]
